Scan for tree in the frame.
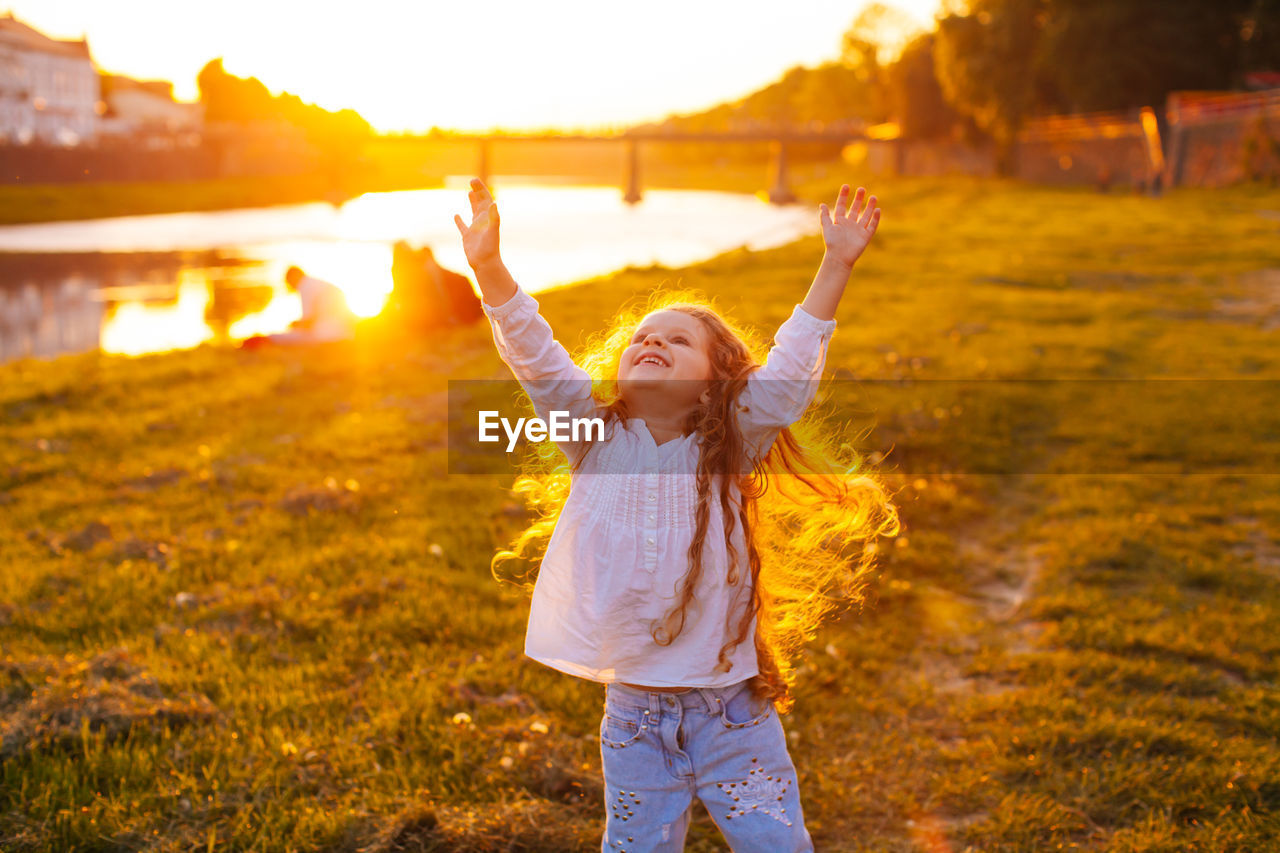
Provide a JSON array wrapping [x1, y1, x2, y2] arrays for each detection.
[[886, 32, 968, 139], [197, 59, 275, 123], [1039, 0, 1280, 112], [931, 0, 1280, 165], [1239, 0, 1280, 76], [792, 62, 883, 126], [197, 58, 372, 139], [841, 2, 927, 67], [839, 2, 925, 124], [934, 0, 1049, 173]]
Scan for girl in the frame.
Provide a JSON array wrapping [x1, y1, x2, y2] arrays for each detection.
[[454, 179, 899, 852]]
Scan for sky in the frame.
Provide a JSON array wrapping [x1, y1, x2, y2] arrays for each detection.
[[2, 0, 943, 133]]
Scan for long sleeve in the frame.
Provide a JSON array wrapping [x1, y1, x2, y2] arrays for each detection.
[[482, 286, 602, 463], [736, 304, 838, 459]]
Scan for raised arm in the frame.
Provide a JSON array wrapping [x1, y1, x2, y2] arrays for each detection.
[[738, 185, 881, 459], [454, 178, 518, 309], [456, 179, 600, 463], [737, 306, 837, 460], [800, 185, 880, 321]]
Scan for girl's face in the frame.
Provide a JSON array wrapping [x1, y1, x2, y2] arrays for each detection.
[[618, 309, 714, 397]]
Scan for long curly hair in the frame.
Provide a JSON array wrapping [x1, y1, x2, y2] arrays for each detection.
[[491, 285, 901, 714]]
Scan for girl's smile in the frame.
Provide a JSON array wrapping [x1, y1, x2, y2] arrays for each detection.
[[618, 309, 713, 387], [633, 351, 671, 368], [617, 309, 715, 423]]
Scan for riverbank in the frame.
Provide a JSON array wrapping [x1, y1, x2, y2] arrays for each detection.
[[0, 172, 449, 226], [3, 179, 1279, 851]]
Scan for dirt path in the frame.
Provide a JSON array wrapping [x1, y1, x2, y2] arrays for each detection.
[[900, 473, 1056, 843]]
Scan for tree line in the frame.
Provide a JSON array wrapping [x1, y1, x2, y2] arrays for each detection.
[[657, 1, 1279, 173], [196, 58, 372, 149]]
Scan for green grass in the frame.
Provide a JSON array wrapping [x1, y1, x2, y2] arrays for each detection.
[[2, 174, 1280, 851]]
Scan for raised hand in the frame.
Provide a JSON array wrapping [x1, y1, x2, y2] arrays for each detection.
[[453, 178, 501, 270], [819, 185, 880, 269]]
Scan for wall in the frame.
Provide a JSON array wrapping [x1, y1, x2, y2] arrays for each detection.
[[870, 90, 1280, 189]]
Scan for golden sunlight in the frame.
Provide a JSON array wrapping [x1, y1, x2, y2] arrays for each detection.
[[4, 0, 943, 132], [100, 281, 212, 355]]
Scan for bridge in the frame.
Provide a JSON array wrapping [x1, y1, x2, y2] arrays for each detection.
[[389, 130, 868, 204]]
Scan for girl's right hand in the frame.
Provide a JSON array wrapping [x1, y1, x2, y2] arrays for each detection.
[[454, 178, 501, 270]]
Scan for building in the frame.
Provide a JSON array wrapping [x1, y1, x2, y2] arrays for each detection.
[[0, 12, 101, 146], [99, 74, 202, 143]]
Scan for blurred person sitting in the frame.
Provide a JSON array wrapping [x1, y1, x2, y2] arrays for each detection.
[[387, 242, 481, 331], [239, 266, 358, 349]]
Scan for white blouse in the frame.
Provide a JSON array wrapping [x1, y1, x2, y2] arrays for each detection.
[[482, 286, 837, 687]]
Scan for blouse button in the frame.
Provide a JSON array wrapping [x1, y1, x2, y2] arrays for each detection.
[[645, 537, 655, 548], [647, 494, 656, 503], [648, 513, 656, 523]]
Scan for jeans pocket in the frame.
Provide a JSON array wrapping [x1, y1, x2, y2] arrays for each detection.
[[600, 704, 647, 749], [716, 683, 772, 730]]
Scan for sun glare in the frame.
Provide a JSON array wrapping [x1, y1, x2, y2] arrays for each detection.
[[258, 241, 393, 318], [100, 281, 212, 356]]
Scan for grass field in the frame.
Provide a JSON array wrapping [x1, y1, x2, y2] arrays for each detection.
[[2, 175, 1279, 851]]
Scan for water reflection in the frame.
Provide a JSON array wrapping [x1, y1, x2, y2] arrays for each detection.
[[0, 179, 818, 363], [0, 271, 103, 362], [0, 251, 285, 359], [205, 273, 275, 338]]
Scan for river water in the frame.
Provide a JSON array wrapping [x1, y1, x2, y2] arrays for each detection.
[[0, 177, 818, 363]]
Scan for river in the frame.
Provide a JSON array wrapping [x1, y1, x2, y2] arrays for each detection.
[[0, 177, 819, 363]]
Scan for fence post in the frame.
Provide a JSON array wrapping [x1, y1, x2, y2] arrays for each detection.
[[1163, 93, 1187, 189], [767, 139, 796, 204], [622, 137, 642, 204], [477, 139, 491, 188], [1139, 106, 1165, 196]]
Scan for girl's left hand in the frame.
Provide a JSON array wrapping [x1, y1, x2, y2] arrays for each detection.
[[820, 185, 880, 268]]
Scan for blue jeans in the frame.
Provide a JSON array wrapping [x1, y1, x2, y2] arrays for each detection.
[[598, 679, 814, 852]]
